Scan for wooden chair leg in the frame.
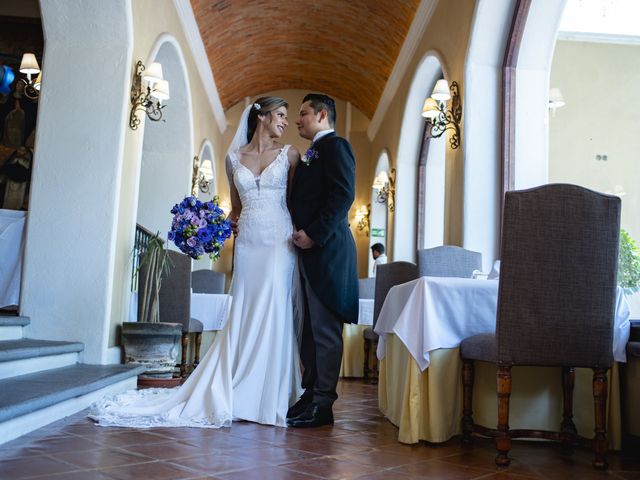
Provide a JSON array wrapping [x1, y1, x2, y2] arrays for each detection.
[[592, 368, 609, 470], [363, 339, 370, 382], [194, 332, 202, 369], [561, 366, 577, 447], [180, 333, 188, 377], [372, 339, 379, 384], [462, 359, 475, 443], [495, 365, 512, 467]]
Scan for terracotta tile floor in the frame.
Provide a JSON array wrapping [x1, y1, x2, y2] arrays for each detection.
[[1, 379, 639, 479]]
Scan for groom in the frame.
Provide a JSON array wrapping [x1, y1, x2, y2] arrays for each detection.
[[288, 93, 359, 427]]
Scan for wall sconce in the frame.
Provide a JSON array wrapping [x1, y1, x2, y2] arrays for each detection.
[[421, 79, 462, 149], [191, 156, 214, 195], [548, 87, 565, 116], [129, 61, 170, 130], [19, 53, 41, 100], [354, 204, 371, 235], [372, 168, 395, 212]]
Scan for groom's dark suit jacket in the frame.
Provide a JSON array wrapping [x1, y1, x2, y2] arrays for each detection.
[[290, 132, 359, 324]]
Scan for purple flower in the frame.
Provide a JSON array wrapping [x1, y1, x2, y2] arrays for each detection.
[[186, 237, 196, 247], [301, 148, 319, 166]]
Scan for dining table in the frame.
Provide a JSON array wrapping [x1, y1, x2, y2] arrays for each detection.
[[374, 276, 631, 447], [128, 291, 231, 331], [340, 298, 374, 377]]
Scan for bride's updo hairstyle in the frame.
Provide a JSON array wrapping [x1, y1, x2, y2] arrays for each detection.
[[246, 96, 289, 143]]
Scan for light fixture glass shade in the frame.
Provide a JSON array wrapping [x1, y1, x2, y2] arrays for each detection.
[[20, 53, 40, 74], [199, 159, 214, 180], [548, 87, 565, 108], [34, 71, 42, 91], [151, 79, 170, 101], [431, 79, 451, 102], [372, 170, 390, 190], [143, 62, 164, 84], [421, 97, 440, 119]]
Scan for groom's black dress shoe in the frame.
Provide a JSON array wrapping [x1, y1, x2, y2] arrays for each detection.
[[287, 397, 312, 419], [287, 404, 333, 428]]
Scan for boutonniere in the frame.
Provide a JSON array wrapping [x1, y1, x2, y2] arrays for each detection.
[[301, 147, 319, 167]]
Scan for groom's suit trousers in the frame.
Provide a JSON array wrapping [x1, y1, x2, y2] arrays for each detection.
[[299, 259, 344, 408]]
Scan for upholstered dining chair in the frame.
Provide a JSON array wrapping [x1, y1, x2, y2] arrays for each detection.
[[192, 269, 226, 294], [157, 250, 204, 377], [460, 184, 621, 469], [417, 245, 482, 278], [363, 261, 419, 382], [358, 277, 375, 300]]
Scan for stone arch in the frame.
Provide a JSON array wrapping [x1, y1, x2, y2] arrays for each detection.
[[136, 33, 194, 238], [369, 149, 390, 274], [393, 51, 447, 261]]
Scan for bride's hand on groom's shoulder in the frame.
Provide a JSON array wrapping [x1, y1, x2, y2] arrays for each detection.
[[292, 229, 315, 249]]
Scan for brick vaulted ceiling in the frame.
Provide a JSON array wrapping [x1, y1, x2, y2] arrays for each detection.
[[190, 0, 421, 118]]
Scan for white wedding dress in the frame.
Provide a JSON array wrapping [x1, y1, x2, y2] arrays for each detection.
[[90, 145, 302, 428]]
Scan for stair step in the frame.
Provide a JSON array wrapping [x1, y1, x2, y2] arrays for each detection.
[[0, 363, 146, 444], [0, 339, 85, 379], [0, 339, 83, 362], [0, 316, 30, 327]]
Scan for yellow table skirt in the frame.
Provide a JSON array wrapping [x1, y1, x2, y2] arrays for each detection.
[[378, 334, 622, 449], [340, 324, 368, 378]]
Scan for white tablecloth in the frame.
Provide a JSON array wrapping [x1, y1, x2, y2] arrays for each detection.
[[129, 292, 231, 331], [190, 293, 231, 331], [358, 298, 374, 326], [0, 209, 26, 308], [375, 276, 631, 371]]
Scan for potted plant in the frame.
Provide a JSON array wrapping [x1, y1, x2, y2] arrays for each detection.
[[121, 233, 182, 379], [618, 228, 640, 296]]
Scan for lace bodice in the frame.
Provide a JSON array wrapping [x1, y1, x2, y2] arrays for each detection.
[[229, 145, 293, 245]]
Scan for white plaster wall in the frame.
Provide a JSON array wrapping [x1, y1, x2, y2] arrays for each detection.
[[369, 151, 390, 275], [110, 0, 225, 348], [462, 0, 516, 270], [193, 140, 216, 270], [136, 40, 193, 238], [21, 0, 133, 363], [393, 53, 445, 262], [513, 1, 567, 190], [423, 137, 446, 249]]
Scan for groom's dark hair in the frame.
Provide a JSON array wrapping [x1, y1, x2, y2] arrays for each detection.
[[303, 93, 336, 128]]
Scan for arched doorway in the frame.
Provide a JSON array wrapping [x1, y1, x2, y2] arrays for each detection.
[[394, 52, 447, 261], [369, 150, 390, 275], [136, 35, 193, 239], [193, 139, 215, 270]]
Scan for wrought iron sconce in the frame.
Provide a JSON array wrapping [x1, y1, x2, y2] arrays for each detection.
[[422, 79, 462, 149], [129, 61, 170, 130], [191, 156, 214, 195], [19, 53, 41, 100], [372, 168, 396, 212], [354, 204, 371, 236]]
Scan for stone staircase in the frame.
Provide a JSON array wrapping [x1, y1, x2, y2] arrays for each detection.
[[0, 315, 145, 445]]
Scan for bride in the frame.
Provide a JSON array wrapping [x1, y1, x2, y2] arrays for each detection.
[[90, 97, 302, 428]]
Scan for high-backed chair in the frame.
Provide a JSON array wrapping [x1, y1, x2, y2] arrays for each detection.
[[157, 250, 203, 377], [417, 245, 482, 278], [192, 269, 226, 294], [363, 261, 419, 382], [358, 277, 375, 299], [460, 184, 621, 469]]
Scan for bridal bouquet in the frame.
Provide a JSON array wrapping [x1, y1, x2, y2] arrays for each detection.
[[168, 195, 232, 261]]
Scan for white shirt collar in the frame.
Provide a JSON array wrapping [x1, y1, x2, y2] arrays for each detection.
[[312, 129, 334, 144]]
